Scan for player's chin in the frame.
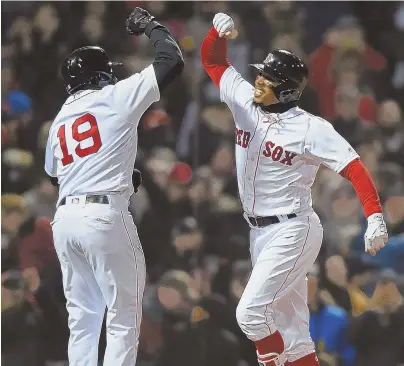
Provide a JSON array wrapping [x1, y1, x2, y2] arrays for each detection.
[[253, 94, 264, 104]]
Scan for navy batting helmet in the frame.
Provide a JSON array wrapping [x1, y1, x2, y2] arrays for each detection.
[[249, 50, 308, 104], [61, 46, 123, 95]]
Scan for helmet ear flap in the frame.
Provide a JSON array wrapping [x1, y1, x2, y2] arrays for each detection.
[[272, 76, 307, 103], [276, 89, 294, 103], [272, 85, 298, 104]]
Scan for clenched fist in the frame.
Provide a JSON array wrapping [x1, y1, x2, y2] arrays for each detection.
[[364, 213, 388, 256], [213, 13, 234, 38], [126, 7, 155, 36]]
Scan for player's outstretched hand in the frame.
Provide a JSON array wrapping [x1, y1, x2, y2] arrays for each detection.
[[126, 7, 155, 36], [213, 13, 234, 38], [364, 213, 388, 256]]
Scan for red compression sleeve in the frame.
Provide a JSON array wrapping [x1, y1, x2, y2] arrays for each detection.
[[339, 158, 382, 218], [201, 27, 231, 88]]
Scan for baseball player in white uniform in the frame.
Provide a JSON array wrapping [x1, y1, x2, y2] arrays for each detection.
[[201, 13, 388, 366], [44, 8, 184, 366]]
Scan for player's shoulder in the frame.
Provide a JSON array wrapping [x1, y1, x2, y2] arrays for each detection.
[[221, 66, 254, 90], [47, 109, 64, 136], [281, 106, 310, 121], [114, 64, 156, 87], [103, 64, 157, 100], [304, 110, 335, 132]]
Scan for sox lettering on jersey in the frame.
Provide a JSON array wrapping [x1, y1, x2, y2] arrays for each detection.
[[263, 141, 297, 166], [236, 129, 297, 166]]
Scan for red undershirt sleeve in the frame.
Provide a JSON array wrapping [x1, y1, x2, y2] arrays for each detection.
[[339, 158, 382, 218], [201, 27, 231, 88]]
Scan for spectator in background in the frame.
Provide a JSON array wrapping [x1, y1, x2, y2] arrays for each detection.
[[187, 166, 214, 222], [355, 132, 383, 176], [189, 294, 241, 366], [1, 269, 45, 366], [322, 183, 362, 252], [331, 48, 377, 124], [2, 90, 35, 151], [1, 147, 36, 193], [320, 255, 383, 317], [376, 99, 404, 168], [1, 193, 58, 275], [139, 108, 173, 151], [153, 269, 241, 366], [309, 15, 386, 120], [348, 269, 404, 366], [308, 263, 356, 366], [344, 258, 379, 317], [330, 85, 368, 149], [2, 194, 30, 271], [192, 102, 234, 167], [150, 269, 199, 366], [25, 4, 66, 120], [164, 216, 203, 274], [6, 91, 40, 153], [383, 185, 404, 236], [320, 255, 353, 314], [1, 194, 69, 364], [23, 174, 58, 218]]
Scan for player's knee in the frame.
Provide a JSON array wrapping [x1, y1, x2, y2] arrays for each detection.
[[236, 302, 259, 334], [236, 301, 276, 339]]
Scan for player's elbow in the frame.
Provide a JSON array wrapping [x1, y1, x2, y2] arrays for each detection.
[[153, 54, 184, 92], [174, 54, 185, 74]]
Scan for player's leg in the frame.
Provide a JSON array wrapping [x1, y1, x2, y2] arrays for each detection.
[[236, 211, 323, 366], [272, 276, 319, 364], [52, 215, 106, 366], [85, 208, 146, 366]]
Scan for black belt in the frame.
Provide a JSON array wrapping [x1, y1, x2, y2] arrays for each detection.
[[247, 213, 297, 228], [59, 195, 109, 206]]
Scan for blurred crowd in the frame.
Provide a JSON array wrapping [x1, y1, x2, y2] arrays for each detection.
[[2, 2, 404, 366]]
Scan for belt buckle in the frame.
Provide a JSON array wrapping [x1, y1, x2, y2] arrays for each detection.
[[250, 216, 259, 227]]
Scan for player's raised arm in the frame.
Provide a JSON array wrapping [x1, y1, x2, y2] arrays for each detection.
[[304, 118, 388, 257], [126, 8, 184, 91], [201, 13, 254, 112], [200, 13, 232, 87], [112, 7, 184, 122]]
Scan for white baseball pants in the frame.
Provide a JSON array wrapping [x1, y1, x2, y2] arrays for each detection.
[[236, 210, 323, 362], [51, 195, 146, 366]]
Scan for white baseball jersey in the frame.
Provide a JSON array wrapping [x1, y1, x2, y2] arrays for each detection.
[[45, 65, 160, 206], [220, 67, 359, 216]]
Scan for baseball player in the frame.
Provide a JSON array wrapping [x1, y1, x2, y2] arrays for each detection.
[[44, 8, 184, 366], [201, 13, 388, 366]]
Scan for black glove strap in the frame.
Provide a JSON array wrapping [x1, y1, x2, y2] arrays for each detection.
[[144, 20, 165, 38]]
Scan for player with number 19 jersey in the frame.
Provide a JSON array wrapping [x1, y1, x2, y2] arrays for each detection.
[[45, 65, 158, 207], [44, 8, 184, 366]]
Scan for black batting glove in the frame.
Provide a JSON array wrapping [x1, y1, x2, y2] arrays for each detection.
[[126, 7, 155, 36]]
